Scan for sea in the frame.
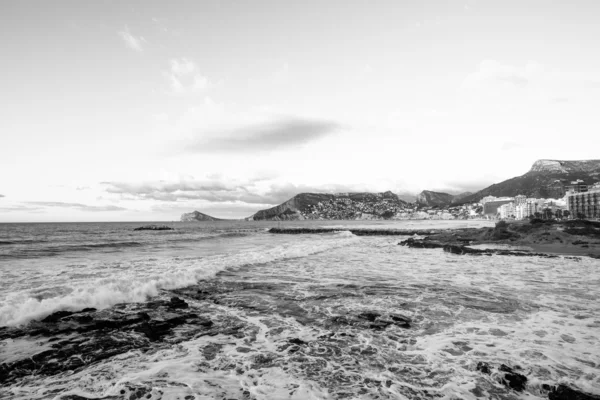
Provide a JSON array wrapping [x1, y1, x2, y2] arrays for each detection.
[[0, 220, 599, 400]]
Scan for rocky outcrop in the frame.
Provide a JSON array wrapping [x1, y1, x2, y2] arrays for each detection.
[[0, 297, 214, 386], [416, 190, 472, 207], [251, 191, 409, 221], [461, 159, 600, 202], [133, 225, 174, 231], [530, 159, 600, 174], [180, 210, 221, 222]]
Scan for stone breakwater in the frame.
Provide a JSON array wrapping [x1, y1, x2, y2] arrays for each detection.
[[398, 237, 563, 258], [268, 227, 436, 236]]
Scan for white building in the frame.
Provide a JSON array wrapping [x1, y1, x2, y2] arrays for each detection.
[[498, 202, 515, 219]]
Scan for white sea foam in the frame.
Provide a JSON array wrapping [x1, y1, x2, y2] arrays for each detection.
[[0, 233, 358, 326]]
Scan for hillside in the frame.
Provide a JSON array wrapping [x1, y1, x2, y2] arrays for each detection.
[[180, 211, 222, 222], [250, 191, 409, 220], [460, 159, 600, 203], [416, 190, 472, 207]]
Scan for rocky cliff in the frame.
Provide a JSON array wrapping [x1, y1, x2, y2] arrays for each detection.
[[461, 159, 600, 202], [416, 190, 472, 207], [180, 211, 222, 222], [250, 191, 409, 221]]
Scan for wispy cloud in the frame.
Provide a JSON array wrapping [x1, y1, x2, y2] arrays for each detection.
[[102, 178, 374, 207], [166, 58, 209, 93], [186, 116, 341, 153], [26, 201, 127, 212], [0, 204, 44, 212], [118, 26, 145, 52]]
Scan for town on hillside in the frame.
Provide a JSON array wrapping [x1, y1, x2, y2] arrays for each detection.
[[296, 181, 600, 221]]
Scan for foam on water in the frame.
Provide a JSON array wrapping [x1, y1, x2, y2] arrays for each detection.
[[0, 231, 358, 326], [1, 221, 599, 399]]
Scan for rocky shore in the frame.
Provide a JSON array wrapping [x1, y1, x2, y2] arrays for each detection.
[[399, 219, 600, 258], [2, 283, 599, 399]]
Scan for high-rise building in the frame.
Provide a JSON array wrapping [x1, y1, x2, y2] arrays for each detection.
[[567, 187, 600, 219], [565, 180, 588, 194]]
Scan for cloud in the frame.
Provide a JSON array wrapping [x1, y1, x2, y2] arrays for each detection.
[[26, 202, 127, 212], [0, 204, 44, 213], [102, 178, 377, 207], [102, 179, 272, 204], [118, 27, 145, 52], [186, 116, 341, 153], [166, 58, 209, 93], [0, 194, 4, 198]]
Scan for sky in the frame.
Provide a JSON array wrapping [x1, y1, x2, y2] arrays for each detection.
[[1, 0, 600, 222]]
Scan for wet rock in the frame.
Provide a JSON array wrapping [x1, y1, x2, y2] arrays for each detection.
[[476, 361, 491, 374], [41, 310, 75, 323], [357, 312, 381, 322], [289, 338, 307, 345], [168, 296, 189, 309], [548, 384, 600, 400], [398, 238, 445, 249], [203, 343, 223, 360], [389, 314, 411, 328], [0, 297, 216, 386], [499, 364, 527, 391], [133, 225, 174, 231], [443, 245, 491, 256]]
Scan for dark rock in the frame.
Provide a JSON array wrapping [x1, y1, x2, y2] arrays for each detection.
[[288, 338, 307, 346], [499, 364, 527, 391], [389, 314, 411, 328], [476, 361, 491, 374], [41, 310, 74, 323], [398, 238, 445, 249], [168, 296, 189, 309], [357, 312, 381, 322], [133, 225, 174, 231], [0, 296, 217, 386], [443, 244, 491, 255], [549, 384, 600, 400]]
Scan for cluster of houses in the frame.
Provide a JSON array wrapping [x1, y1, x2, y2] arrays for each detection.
[[301, 196, 406, 219], [481, 181, 600, 221], [301, 197, 484, 220], [297, 180, 600, 221]]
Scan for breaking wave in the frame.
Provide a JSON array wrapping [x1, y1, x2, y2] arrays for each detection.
[[0, 233, 358, 326]]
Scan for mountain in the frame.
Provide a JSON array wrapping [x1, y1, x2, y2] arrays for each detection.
[[180, 211, 222, 222], [461, 159, 600, 203], [416, 190, 473, 207], [250, 191, 409, 220]]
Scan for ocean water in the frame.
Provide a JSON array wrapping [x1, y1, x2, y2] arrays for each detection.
[[1, 220, 599, 399]]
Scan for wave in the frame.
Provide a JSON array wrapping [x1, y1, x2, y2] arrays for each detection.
[[0, 239, 48, 245], [0, 233, 358, 326], [0, 241, 145, 260]]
